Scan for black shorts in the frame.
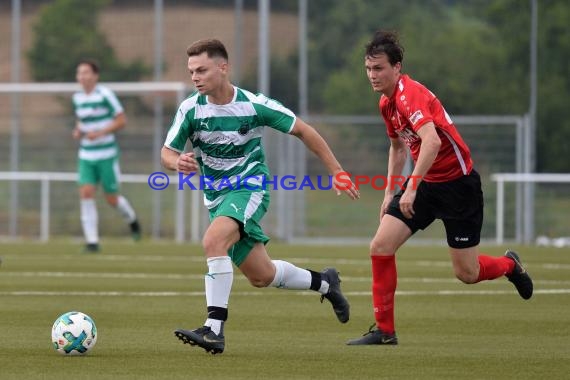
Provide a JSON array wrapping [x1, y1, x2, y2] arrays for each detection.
[[386, 170, 484, 249]]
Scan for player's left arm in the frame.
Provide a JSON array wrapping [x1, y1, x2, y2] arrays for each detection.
[[86, 112, 126, 140], [411, 122, 441, 185], [290, 118, 359, 200], [398, 121, 441, 218], [86, 89, 127, 140]]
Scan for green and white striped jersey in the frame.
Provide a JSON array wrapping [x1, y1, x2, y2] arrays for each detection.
[[164, 86, 296, 209], [72, 85, 123, 161]]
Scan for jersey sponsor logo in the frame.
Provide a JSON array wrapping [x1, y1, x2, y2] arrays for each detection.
[[396, 128, 420, 145], [209, 145, 245, 158], [409, 110, 424, 125]]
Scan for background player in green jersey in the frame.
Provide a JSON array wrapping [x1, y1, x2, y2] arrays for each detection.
[[72, 60, 141, 252], [162, 39, 360, 354]]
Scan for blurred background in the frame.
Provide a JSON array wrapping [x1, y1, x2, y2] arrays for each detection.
[[0, 0, 568, 245]]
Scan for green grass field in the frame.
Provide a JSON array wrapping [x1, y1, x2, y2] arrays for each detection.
[[1, 241, 569, 379]]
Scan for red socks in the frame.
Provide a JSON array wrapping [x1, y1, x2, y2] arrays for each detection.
[[476, 254, 515, 282], [371, 255, 397, 334], [370, 253, 515, 333]]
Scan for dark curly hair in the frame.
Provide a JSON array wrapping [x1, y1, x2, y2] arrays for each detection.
[[365, 30, 404, 66]]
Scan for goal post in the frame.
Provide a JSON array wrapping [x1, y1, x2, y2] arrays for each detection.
[[492, 173, 570, 245], [0, 81, 189, 94]]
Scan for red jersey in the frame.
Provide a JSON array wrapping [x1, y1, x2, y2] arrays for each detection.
[[380, 74, 473, 182]]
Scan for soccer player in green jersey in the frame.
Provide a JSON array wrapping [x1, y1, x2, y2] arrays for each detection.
[[72, 60, 141, 252], [162, 39, 360, 354]]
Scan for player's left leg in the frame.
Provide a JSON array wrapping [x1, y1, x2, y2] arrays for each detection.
[[449, 245, 533, 299], [79, 184, 99, 252], [215, 190, 348, 322], [449, 245, 511, 283], [238, 243, 350, 323], [442, 188, 533, 299], [442, 169, 531, 298], [78, 159, 99, 252], [100, 157, 141, 240]]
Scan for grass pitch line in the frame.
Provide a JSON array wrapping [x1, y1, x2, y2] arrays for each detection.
[[3, 253, 570, 270], [1, 289, 569, 297], [3, 271, 570, 286], [2, 271, 205, 280]]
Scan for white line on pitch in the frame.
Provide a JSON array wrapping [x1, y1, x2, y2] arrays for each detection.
[[1, 271, 204, 280], [3, 255, 570, 269], [3, 271, 570, 285], [1, 289, 569, 297]]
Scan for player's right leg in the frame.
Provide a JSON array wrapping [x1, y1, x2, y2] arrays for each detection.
[[78, 159, 99, 253], [174, 216, 240, 354], [347, 214, 411, 345]]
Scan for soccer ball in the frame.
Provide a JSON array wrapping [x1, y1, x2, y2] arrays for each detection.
[[51, 311, 98, 355]]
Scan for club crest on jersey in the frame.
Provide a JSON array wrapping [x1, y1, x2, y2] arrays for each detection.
[[238, 120, 251, 136], [409, 110, 424, 125]]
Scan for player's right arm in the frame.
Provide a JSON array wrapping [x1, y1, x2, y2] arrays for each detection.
[[162, 96, 198, 174], [72, 120, 82, 140], [381, 136, 407, 219], [71, 96, 82, 140], [161, 147, 198, 175]]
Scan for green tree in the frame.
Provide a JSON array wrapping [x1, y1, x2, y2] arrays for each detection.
[[27, 0, 149, 82], [460, 0, 570, 172], [322, 4, 527, 115], [535, 0, 570, 172], [302, 0, 568, 171]]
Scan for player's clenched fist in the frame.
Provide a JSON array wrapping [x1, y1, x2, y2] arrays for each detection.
[[176, 152, 198, 175]]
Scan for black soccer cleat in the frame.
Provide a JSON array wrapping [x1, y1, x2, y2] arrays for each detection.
[[174, 325, 225, 355], [505, 250, 533, 300], [130, 220, 141, 242], [320, 267, 350, 323], [346, 324, 398, 345], [82, 243, 100, 253]]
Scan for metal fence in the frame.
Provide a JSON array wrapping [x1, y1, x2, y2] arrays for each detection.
[[0, 80, 536, 243], [2, 0, 564, 244]]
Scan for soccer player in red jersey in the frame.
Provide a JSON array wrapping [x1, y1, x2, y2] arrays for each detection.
[[347, 30, 533, 345]]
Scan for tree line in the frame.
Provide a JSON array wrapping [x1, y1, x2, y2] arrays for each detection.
[[28, 0, 569, 172]]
